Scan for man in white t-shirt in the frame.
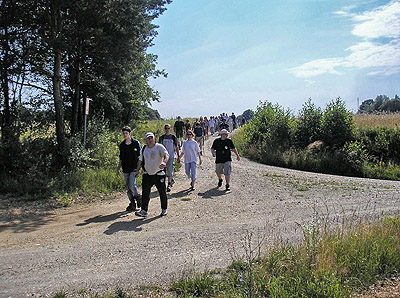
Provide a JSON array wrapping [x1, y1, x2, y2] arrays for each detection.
[[135, 132, 169, 217]]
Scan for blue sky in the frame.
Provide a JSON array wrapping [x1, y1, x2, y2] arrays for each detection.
[[148, 0, 400, 118]]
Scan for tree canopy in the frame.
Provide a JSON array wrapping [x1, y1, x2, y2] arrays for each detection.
[[1, 0, 171, 167], [358, 94, 400, 113]]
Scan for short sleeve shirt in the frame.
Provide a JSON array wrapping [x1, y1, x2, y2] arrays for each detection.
[[211, 138, 235, 163], [182, 140, 200, 164], [139, 143, 169, 175], [159, 134, 178, 157], [174, 120, 185, 132], [193, 126, 203, 137]]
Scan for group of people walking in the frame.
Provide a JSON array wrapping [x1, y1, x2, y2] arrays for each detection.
[[116, 115, 240, 218]]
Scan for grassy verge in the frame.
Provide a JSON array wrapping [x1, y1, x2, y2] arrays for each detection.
[[170, 214, 400, 298], [51, 214, 400, 298]]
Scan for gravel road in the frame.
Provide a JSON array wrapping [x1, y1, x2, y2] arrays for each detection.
[[1, 134, 400, 297]]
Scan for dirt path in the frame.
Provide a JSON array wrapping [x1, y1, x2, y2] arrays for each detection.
[[1, 134, 400, 297]]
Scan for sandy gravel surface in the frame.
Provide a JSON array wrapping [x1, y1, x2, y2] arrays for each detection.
[[1, 134, 400, 297]]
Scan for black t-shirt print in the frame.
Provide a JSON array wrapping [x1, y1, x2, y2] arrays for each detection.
[[211, 138, 235, 163]]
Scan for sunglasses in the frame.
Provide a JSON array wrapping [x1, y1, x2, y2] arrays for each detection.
[[165, 127, 171, 129]]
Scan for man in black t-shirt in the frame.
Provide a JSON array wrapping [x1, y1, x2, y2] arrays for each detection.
[[219, 118, 229, 131], [211, 129, 240, 191], [174, 116, 185, 148], [116, 126, 142, 212]]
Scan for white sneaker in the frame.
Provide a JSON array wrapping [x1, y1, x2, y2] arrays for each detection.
[[160, 209, 167, 216], [135, 209, 148, 218]]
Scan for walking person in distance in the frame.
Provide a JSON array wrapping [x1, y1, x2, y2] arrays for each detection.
[[174, 116, 185, 148], [211, 129, 240, 191]]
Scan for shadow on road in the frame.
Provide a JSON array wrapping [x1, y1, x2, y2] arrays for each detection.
[[0, 212, 54, 233], [104, 216, 160, 234], [197, 187, 228, 199], [170, 187, 195, 199], [76, 211, 130, 227]]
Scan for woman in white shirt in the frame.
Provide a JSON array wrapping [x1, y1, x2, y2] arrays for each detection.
[[178, 130, 202, 190]]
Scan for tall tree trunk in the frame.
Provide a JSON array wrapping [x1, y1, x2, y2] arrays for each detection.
[[1, 18, 11, 142], [71, 58, 81, 135], [49, 0, 67, 158]]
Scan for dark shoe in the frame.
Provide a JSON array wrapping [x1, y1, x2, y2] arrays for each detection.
[[218, 179, 223, 187], [167, 183, 171, 192], [225, 184, 230, 191], [160, 209, 167, 216], [126, 204, 136, 212], [190, 181, 195, 190]]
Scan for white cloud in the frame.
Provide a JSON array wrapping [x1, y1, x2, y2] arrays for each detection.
[[288, 58, 345, 78], [290, 0, 400, 79], [352, 1, 400, 38], [345, 40, 400, 69]]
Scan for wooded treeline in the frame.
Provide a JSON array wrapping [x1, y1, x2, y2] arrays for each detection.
[[0, 0, 170, 168], [358, 95, 400, 114]]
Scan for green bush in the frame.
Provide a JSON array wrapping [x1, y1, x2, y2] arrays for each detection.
[[321, 98, 354, 149], [294, 98, 323, 148], [357, 126, 400, 164], [244, 101, 294, 165]]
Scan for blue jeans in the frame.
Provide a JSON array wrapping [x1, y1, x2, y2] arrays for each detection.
[[124, 171, 140, 205], [185, 162, 197, 182]]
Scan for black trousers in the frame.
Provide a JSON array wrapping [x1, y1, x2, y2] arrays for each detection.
[[141, 173, 167, 212]]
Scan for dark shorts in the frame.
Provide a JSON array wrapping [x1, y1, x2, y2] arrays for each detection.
[[176, 130, 183, 138]]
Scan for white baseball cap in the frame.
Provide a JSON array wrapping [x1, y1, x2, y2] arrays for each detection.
[[219, 129, 229, 135], [145, 132, 155, 139]]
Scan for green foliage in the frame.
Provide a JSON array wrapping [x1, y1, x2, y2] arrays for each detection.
[[321, 98, 354, 148], [242, 109, 254, 121], [244, 101, 294, 165], [235, 98, 400, 180], [170, 215, 400, 298], [170, 271, 222, 298], [294, 98, 323, 148], [356, 126, 400, 164], [358, 94, 400, 113], [0, 119, 182, 200]]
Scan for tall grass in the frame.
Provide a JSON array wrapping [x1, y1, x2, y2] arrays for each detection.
[[171, 214, 400, 298], [354, 113, 400, 129]]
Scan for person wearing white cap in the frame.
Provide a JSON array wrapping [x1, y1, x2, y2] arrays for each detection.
[[211, 129, 240, 191], [135, 132, 169, 217]]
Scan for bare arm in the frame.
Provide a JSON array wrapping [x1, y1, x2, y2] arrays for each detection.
[[135, 160, 142, 177], [116, 160, 122, 178], [233, 148, 240, 161], [159, 153, 169, 170]]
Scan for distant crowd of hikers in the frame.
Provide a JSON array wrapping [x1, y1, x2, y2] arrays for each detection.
[[116, 113, 243, 218]]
